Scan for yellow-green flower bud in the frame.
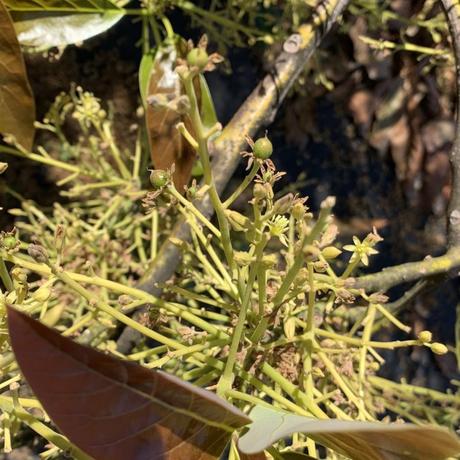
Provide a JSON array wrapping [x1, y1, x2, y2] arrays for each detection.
[[234, 251, 254, 266], [417, 330, 432, 343], [322, 246, 342, 259], [273, 194, 294, 214], [11, 267, 27, 284], [369, 362, 380, 371], [302, 244, 320, 260], [225, 210, 250, 232], [291, 202, 305, 220], [312, 367, 325, 378], [431, 343, 448, 355], [33, 286, 51, 302], [313, 261, 328, 272], [261, 254, 278, 268], [253, 183, 268, 200], [283, 317, 296, 340]]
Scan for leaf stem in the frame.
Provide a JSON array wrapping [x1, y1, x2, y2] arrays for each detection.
[[223, 161, 260, 209]]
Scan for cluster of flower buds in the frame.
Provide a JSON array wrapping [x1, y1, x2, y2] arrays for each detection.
[[72, 87, 106, 128], [417, 330, 448, 355]]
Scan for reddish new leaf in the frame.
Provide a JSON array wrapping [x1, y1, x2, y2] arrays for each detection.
[[0, 0, 35, 149], [145, 43, 197, 192], [7, 307, 251, 460]]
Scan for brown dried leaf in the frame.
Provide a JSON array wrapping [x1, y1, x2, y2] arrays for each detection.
[[7, 306, 251, 460], [0, 0, 35, 149], [145, 44, 196, 191]]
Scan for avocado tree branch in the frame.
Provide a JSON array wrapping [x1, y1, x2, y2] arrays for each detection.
[[116, 0, 351, 352], [351, 248, 460, 292]]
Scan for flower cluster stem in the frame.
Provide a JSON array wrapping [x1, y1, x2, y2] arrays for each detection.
[[182, 75, 236, 276]]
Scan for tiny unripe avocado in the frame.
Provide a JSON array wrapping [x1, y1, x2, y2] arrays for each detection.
[[253, 136, 273, 159], [149, 170, 168, 189], [2, 235, 18, 250], [187, 48, 208, 70]]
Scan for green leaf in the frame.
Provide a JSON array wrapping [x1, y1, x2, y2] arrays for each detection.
[[139, 49, 156, 106], [238, 405, 460, 460], [12, 11, 123, 47], [4, 0, 121, 13], [0, 0, 35, 149], [199, 74, 218, 129], [4, 0, 124, 47]]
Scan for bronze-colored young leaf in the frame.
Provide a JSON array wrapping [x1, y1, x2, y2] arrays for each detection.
[[145, 43, 197, 191], [239, 405, 460, 460], [0, 0, 35, 149], [7, 306, 251, 460]]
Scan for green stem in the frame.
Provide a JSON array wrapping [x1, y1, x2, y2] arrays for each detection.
[[0, 146, 92, 177], [357, 303, 376, 419], [257, 263, 267, 318], [183, 74, 236, 275], [150, 209, 158, 261], [316, 346, 373, 419], [302, 263, 315, 404], [272, 202, 333, 307], [265, 326, 421, 350], [168, 186, 221, 237], [217, 236, 267, 396], [100, 123, 131, 180], [223, 162, 260, 208]]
